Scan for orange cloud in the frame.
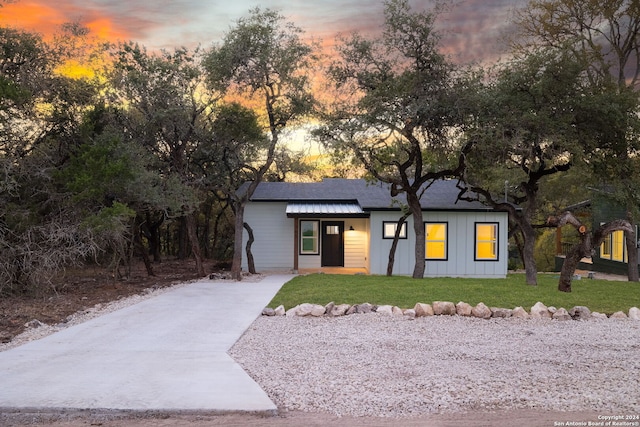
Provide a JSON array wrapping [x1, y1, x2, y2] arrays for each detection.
[[84, 17, 129, 41], [0, 1, 131, 43], [0, 2, 65, 35]]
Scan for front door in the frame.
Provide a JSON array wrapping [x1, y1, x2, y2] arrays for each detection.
[[321, 221, 344, 267]]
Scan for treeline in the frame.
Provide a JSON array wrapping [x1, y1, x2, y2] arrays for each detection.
[[0, 7, 317, 294]]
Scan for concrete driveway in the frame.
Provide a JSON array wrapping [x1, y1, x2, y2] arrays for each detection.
[[0, 274, 293, 414]]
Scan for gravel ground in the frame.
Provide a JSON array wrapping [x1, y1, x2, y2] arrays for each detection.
[[230, 314, 640, 418]]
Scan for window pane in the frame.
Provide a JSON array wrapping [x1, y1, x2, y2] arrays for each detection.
[[427, 223, 445, 240], [476, 223, 497, 260], [384, 223, 396, 238], [300, 221, 318, 254], [612, 230, 625, 262], [425, 223, 446, 259], [383, 222, 407, 239], [426, 241, 446, 259], [302, 238, 316, 252], [326, 225, 339, 235], [301, 221, 316, 236], [601, 233, 611, 259], [477, 242, 497, 259]]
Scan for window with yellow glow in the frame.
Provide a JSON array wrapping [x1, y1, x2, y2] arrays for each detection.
[[600, 232, 612, 259], [600, 230, 627, 263], [425, 222, 447, 260], [612, 230, 626, 262], [475, 223, 498, 261]]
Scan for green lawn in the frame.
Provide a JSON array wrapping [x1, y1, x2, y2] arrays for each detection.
[[269, 273, 640, 315]]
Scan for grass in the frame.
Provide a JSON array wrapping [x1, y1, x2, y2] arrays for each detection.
[[269, 273, 640, 315]]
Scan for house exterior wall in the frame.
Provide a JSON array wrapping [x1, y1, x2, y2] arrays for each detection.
[[368, 211, 414, 275], [241, 202, 369, 271], [242, 202, 292, 271], [296, 217, 369, 270], [368, 211, 509, 278], [242, 201, 508, 278]]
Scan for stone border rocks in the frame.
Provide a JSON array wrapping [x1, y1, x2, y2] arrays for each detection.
[[263, 301, 640, 321]]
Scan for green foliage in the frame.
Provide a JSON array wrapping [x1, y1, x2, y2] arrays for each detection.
[[534, 229, 557, 272], [270, 274, 640, 314], [204, 7, 318, 132], [60, 135, 135, 203], [81, 201, 135, 235]]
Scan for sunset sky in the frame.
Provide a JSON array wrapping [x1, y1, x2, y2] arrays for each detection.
[[0, 0, 526, 64]]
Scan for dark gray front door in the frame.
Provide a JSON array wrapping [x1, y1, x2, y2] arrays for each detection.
[[321, 221, 344, 267]]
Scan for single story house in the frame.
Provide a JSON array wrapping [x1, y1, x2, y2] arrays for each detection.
[[241, 178, 509, 278]]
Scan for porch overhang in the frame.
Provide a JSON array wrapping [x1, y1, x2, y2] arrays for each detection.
[[286, 202, 369, 218]]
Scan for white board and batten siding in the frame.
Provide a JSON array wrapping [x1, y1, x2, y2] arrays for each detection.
[[242, 203, 370, 271], [241, 202, 292, 271], [368, 211, 508, 278], [343, 218, 369, 269], [298, 217, 369, 270], [243, 200, 508, 278], [368, 212, 414, 276]]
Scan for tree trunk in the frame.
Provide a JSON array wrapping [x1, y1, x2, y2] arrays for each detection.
[[549, 212, 635, 291], [387, 213, 410, 276], [134, 217, 155, 277], [520, 221, 538, 286], [558, 234, 590, 292], [231, 202, 245, 281], [407, 192, 425, 279], [145, 211, 163, 263], [185, 213, 205, 277], [177, 217, 189, 259], [243, 222, 256, 274]]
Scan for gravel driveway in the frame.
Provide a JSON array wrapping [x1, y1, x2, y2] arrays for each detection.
[[230, 314, 640, 418]]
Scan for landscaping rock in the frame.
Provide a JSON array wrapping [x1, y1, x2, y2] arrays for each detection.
[[392, 306, 404, 316], [285, 305, 300, 316], [329, 304, 351, 317], [629, 307, 640, 320], [491, 307, 512, 318], [512, 306, 529, 319], [433, 301, 456, 316], [376, 305, 393, 315], [325, 301, 335, 314], [471, 302, 492, 319], [403, 309, 416, 319], [591, 312, 607, 320], [610, 311, 627, 319], [456, 301, 472, 316], [274, 305, 286, 316], [531, 302, 551, 319], [569, 306, 592, 320], [262, 307, 275, 316], [414, 303, 434, 317], [287, 303, 326, 317], [347, 303, 374, 315], [552, 308, 572, 321]]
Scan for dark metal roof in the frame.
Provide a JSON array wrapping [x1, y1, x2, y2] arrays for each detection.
[[242, 179, 492, 211]]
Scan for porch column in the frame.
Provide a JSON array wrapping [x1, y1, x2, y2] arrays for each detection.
[[293, 217, 299, 273]]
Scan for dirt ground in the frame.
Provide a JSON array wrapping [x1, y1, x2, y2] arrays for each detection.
[[0, 259, 205, 345], [0, 263, 632, 426]]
